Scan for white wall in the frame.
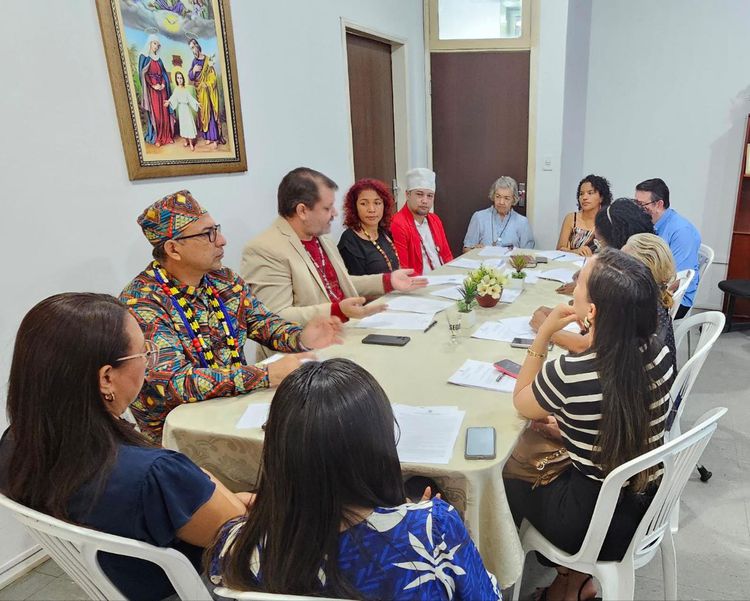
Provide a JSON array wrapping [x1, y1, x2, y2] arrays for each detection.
[[0, 0, 427, 577], [582, 0, 750, 308], [528, 0, 593, 249]]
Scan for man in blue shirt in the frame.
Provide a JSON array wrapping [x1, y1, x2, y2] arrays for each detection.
[[635, 178, 701, 318]]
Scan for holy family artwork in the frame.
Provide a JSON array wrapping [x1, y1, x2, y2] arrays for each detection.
[[96, 0, 247, 179]]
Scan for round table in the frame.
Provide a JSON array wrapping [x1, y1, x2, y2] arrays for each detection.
[[162, 248, 580, 588]]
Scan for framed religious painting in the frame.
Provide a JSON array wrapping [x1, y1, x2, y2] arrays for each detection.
[[95, 0, 247, 180]]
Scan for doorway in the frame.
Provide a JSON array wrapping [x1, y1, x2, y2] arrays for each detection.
[[343, 24, 409, 202], [430, 51, 530, 255]]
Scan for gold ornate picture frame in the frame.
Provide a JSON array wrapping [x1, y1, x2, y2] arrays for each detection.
[[96, 0, 247, 180]]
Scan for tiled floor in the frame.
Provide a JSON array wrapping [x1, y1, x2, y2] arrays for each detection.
[[1, 330, 749, 601]]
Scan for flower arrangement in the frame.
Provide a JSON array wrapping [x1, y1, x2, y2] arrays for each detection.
[[508, 254, 530, 279], [460, 265, 507, 309], [473, 265, 507, 299]]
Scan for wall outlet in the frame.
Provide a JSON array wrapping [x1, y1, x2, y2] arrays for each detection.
[[542, 157, 553, 171]]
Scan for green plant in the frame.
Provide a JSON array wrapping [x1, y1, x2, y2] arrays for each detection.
[[508, 254, 529, 278], [457, 278, 478, 312]]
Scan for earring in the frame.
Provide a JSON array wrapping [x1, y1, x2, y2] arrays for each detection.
[[583, 316, 591, 329], [104, 392, 116, 403]]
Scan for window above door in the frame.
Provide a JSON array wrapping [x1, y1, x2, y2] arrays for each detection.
[[428, 0, 531, 51]]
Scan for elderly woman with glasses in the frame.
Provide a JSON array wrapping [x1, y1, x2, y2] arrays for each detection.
[[0, 293, 254, 600], [463, 176, 535, 253]]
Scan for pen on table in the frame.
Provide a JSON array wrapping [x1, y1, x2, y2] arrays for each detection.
[[496, 373, 505, 382], [423, 320, 438, 333]]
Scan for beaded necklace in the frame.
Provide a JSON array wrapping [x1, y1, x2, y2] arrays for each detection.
[[305, 239, 343, 301], [151, 261, 242, 369], [360, 227, 394, 271]]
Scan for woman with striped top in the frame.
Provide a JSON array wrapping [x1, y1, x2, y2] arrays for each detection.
[[505, 248, 675, 601]]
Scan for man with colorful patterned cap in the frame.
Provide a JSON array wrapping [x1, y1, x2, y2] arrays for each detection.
[[120, 190, 342, 444]]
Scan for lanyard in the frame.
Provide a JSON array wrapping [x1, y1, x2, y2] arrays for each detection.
[[491, 210, 513, 246]]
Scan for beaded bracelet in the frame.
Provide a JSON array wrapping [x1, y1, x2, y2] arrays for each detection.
[[526, 348, 547, 360]]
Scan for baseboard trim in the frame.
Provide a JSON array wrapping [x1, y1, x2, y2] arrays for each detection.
[[0, 547, 49, 591]]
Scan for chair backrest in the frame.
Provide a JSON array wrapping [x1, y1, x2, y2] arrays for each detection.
[[565, 407, 727, 566], [697, 244, 714, 280], [666, 311, 726, 435], [215, 587, 350, 600], [670, 269, 695, 318], [0, 494, 212, 601]]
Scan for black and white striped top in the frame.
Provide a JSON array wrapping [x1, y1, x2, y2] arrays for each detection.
[[532, 341, 675, 482]]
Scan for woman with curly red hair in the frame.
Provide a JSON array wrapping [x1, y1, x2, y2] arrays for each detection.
[[337, 178, 400, 275]]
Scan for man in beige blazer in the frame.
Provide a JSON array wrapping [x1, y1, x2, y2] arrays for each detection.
[[241, 167, 426, 325]]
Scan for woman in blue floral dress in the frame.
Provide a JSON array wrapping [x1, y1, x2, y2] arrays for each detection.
[[208, 358, 501, 601]]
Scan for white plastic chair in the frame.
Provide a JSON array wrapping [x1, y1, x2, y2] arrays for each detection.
[[682, 244, 715, 355], [510, 407, 727, 601], [669, 269, 695, 319], [697, 244, 714, 281], [215, 587, 350, 600], [0, 494, 212, 601], [667, 311, 725, 441]]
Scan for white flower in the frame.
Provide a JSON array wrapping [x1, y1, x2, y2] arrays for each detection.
[[391, 512, 467, 600]]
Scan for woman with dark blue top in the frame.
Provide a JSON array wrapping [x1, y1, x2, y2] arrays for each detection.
[[208, 358, 501, 600], [0, 293, 250, 600]]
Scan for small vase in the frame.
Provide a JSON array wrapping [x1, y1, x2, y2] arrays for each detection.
[[508, 275, 526, 290], [476, 293, 500, 308], [459, 309, 476, 332]]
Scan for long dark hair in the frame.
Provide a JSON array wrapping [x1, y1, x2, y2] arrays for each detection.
[[587, 249, 661, 490], [213, 359, 405, 598], [595, 198, 654, 249], [4, 293, 148, 518]]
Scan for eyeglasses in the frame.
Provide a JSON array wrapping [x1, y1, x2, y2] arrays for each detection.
[[116, 340, 160, 370], [635, 200, 656, 208], [174, 224, 222, 244]]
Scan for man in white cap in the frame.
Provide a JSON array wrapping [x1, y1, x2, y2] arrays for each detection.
[[390, 168, 454, 275]]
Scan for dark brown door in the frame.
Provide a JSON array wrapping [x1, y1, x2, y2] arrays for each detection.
[[346, 32, 396, 189], [431, 51, 530, 255]]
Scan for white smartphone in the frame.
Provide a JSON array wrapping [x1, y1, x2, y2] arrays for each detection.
[[465, 427, 496, 460]]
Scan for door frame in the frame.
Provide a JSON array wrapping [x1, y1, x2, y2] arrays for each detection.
[[422, 0, 539, 219], [340, 19, 410, 205]]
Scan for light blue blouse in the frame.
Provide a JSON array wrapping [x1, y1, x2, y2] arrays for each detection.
[[463, 208, 535, 249]]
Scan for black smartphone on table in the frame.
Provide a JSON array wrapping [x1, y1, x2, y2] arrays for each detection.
[[362, 334, 411, 347], [465, 427, 496, 460], [493, 359, 522, 378]]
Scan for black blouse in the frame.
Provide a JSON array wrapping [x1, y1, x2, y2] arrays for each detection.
[[337, 228, 400, 275]]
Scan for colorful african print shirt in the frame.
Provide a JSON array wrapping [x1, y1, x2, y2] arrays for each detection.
[[209, 499, 501, 601], [119, 264, 304, 444]]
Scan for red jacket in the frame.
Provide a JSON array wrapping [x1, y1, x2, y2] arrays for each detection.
[[390, 204, 454, 276]]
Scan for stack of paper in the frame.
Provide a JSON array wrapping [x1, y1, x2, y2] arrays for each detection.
[[392, 404, 465, 464], [448, 359, 516, 393], [353, 311, 436, 331], [478, 246, 512, 257], [385, 295, 454, 314], [448, 257, 484, 269], [534, 250, 567, 261], [423, 274, 466, 287], [472, 315, 579, 342], [538, 268, 576, 283], [236, 403, 271, 429]]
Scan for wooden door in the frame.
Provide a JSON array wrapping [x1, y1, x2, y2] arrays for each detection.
[[431, 51, 530, 255], [346, 33, 396, 191]]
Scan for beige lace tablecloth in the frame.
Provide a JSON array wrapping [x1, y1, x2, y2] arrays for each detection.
[[162, 249, 577, 588]]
